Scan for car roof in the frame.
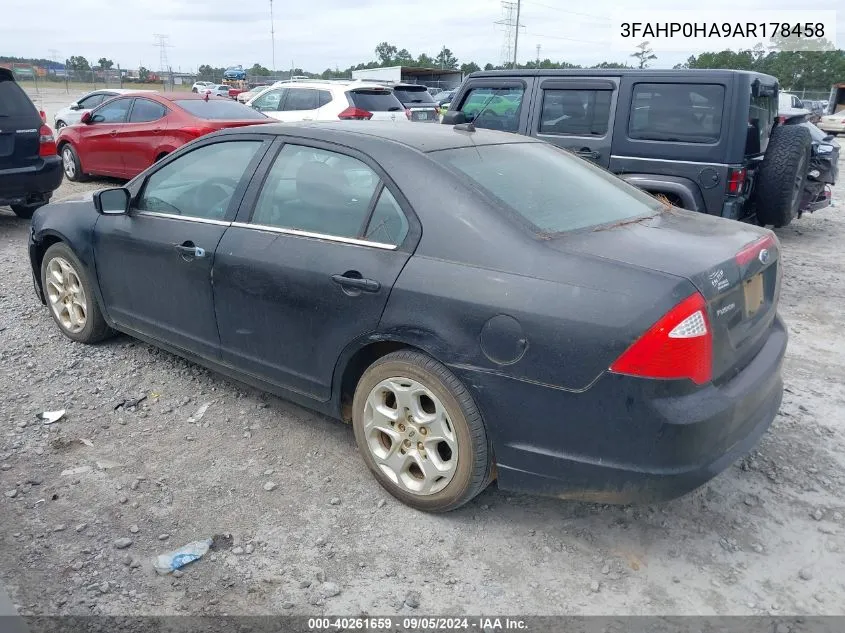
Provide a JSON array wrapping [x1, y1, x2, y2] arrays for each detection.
[[468, 68, 778, 84], [0, 67, 15, 81], [215, 120, 538, 153]]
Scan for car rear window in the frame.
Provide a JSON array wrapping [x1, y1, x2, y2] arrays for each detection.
[[0, 77, 38, 118], [347, 89, 404, 112], [629, 83, 724, 144], [173, 99, 269, 120], [393, 87, 435, 104], [434, 142, 662, 233]]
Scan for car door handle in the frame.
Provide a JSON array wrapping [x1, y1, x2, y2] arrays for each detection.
[[174, 242, 206, 259], [109, 129, 118, 136], [331, 273, 380, 293], [575, 148, 600, 160]]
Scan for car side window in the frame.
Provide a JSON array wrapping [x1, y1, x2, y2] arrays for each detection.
[[317, 90, 332, 108], [137, 141, 262, 220], [78, 94, 106, 109], [91, 98, 133, 123], [284, 88, 318, 111], [253, 88, 285, 111], [250, 144, 380, 239], [628, 83, 724, 144], [129, 98, 167, 123], [539, 89, 612, 136], [365, 188, 409, 246], [459, 86, 523, 132]]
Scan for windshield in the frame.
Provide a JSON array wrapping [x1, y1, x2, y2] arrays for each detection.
[[393, 87, 435, 104], [173, 99, 269, 120], [434, 142, 663, 233]]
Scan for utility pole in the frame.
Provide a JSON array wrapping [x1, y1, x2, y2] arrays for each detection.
[[536, 44, 541, 67], [513, 0, 521, 68], [269, 0, 276, 73]]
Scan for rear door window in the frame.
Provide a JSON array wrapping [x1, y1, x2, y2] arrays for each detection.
[[91, 98, 133, 123], [748, 94, 777, 155], [347, 90, 403, 112], [77, 93, 107, 109], [539, 89, 612, 136], [317, 90, 332, 108], [628, 83, 724, 144], [129, 98, 167, 123], [283, 88, 318, 111], [458, 86, 524, 132], [0, 77, 38, 118]]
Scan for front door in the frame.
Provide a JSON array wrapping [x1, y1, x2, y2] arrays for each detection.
[[529, 77, 619, 167], [93, 137, 269, 358], [84, 97, 134, 176], [213, 140, 416, 400]]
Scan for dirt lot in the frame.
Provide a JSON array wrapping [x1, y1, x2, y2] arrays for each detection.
[[1, 89, 844, 616]]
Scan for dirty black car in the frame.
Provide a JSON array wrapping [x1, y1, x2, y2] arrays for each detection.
[[444, 69, 835, 228], [29, 123, 786, 511]]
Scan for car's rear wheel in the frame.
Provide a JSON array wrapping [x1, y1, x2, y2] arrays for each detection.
[[754, 124, 812, 227], [352, 350, 492, 512], [41, 243, 113, 344], [60, 145, 87, 182]]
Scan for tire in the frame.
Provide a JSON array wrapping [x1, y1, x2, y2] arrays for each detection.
[[11, 203, 42, 219], [40, 243, 113, 344], [754, 124, 812, 227], [55, 120, 65, 130], [60, 144, 87, 182], [352, 350, 492, 512]]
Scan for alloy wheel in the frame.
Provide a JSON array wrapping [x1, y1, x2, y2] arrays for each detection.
[[62, 147, 76, 179], [45, 256, 88, 334], [362, 377, 458, 495]]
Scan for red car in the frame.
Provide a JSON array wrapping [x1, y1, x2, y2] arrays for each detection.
[[56, 92, 271, 181]]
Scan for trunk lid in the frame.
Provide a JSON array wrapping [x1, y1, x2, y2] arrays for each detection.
[[551, 209, 781, 383]]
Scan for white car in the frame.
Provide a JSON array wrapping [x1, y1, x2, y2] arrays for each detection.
[[246, 80, 410, 123], [53, 89, 154, 129], [818, 110, 845, 135], [191, 81, 215, 93], [237, 85, 272, 103], [198, 84, 231, 98]]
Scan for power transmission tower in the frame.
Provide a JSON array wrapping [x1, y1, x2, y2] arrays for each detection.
[[153, 34, 171, 75], [48, 49, 60, 65], [495, 1, 525, 68], [536, 43, 541, 67]]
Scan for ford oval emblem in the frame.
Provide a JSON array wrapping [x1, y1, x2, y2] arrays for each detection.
[[758, 249, 770, 264]]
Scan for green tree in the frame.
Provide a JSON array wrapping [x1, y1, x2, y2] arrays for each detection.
[[483, 63, 495, 71], [375, 42, 398, 65], [138, 66, 150, 82], [460, 61, 481, 74], [65, 55, 90, 71], [417, 53, 435, 68], [249, 63, 271, 76], [591, 61, 631, 69], [395, 48, 414, 66], [97, 57, 114, 70], [435, 47, 459, 69], [631, 41, 657, 68]]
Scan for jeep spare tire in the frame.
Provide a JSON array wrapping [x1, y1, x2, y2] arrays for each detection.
[[754, 124, 812, 227]]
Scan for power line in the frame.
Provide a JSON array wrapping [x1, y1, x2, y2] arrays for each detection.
[[520, 0, 611, 22], [528, 31, 606, 45]]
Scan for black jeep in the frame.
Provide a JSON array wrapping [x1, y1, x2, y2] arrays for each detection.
[[443, 69, 838, 227]]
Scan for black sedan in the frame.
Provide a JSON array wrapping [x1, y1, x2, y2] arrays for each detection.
[[28, 122, 787, 512]]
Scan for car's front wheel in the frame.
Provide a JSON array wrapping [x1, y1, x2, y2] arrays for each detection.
[[55, 120, 65, 130], [352, 350, 492, 512], [60, 144, 87, 182], [41, 243, 113, 344]]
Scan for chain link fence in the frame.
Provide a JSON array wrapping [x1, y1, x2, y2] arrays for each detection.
[[10, 68, 189, 93]]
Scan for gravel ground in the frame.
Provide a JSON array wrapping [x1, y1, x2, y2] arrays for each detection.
[[1, 88, 844, 616]]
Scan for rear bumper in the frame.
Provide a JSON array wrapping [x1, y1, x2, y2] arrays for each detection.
[[454, 315, 787, 504], [0, 156, 63, 206]]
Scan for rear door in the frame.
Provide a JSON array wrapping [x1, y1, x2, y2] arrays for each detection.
[[84, 97, 133, 176], [277, 88, 320, 122], [119, 97, 168, 176], [213, 139, 418, 400], [0, 70, 42, 172], [529, 77, 618, 167], [451, 78, 532, 134]]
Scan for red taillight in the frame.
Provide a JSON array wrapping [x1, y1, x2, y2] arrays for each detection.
[[610, 292, 712, 385], [338, 107, 373, 121], [39, 110, 47, 123], [777, 115, 787, 125], [727, 167, 746, 195], [38, 125, 56, 157], [735, 232, 777, 266]]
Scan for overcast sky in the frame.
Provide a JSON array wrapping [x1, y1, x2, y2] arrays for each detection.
[[3, 0, 843, 72]]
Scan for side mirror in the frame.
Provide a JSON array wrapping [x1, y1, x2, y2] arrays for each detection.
[[80, 111, 92, 124], [442, 110, 467, 125], [94, 188, 131, 215], [69, 102, 80, 111]]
